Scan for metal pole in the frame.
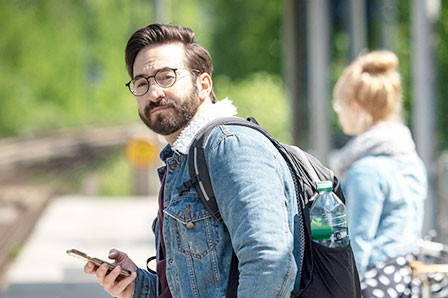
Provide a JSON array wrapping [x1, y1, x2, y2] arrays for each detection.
[[306, 0, 330, 162], [283, 0, 308, 148], [437, 153, 448, 243], [380, 0, 397, 51], [348, 0, 367, 59], [411, 0, 438, 233]]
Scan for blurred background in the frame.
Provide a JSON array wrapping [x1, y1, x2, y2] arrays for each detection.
[[0, 0, 448, 297]]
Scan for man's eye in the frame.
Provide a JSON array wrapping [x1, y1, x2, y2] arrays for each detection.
[[160, 74, 174, 80], [136, 81, 148, 88]]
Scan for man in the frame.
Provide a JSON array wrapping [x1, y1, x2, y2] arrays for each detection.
[[85, 23, 302, 298]]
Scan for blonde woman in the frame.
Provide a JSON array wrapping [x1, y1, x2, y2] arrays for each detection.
[[331, 50, 427, 298]]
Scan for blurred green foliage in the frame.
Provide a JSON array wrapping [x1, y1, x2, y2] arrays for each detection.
[[0, 0, 287, 139], [208, 0, 283, 80], [97, 152, 132, 196], [0, 0, 152, 137], [214, 73, 291, 143], [436, 1, 448, 149], [396, 0, 412, 129]]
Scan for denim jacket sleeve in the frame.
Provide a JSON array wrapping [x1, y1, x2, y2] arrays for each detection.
[[343, 164, 386, 279], [132, 267, 157, 298], [206, 126, 297, 298]]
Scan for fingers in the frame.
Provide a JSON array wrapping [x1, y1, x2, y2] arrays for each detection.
[[84, 261, 114, 285], [114, 271, 137, 294], [103, 265, 137, 297], [109, 249, 119, 258], [111, 271, 137, 296], [83, 250, 136, 298], [103, 264, 121, 288], [84, 261, 96, 274], [108, 249, 127, 263], [94, 263, 109, 286], [108, 249, 136, 273]]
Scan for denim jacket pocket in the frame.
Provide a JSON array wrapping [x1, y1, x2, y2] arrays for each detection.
[[163, 192, 220, 259]]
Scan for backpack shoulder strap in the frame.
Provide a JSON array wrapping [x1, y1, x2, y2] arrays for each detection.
[[286, 145, 320, 184], [179, 116, 273, 223]]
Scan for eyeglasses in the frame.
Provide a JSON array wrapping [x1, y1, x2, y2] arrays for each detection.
[[125, 68, 188, 96]]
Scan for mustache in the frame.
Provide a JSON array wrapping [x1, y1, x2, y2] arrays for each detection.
[[144, 98, 176, 116]]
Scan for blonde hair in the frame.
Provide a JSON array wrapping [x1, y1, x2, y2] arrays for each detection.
[[333, 50, 402, 123]]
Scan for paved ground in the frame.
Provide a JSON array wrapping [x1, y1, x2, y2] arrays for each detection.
[[0, 195, 158, 298]]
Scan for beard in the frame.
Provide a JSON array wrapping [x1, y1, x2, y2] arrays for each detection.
[[138, 86, 201, 136]]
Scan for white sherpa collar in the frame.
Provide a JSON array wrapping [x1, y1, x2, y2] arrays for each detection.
[[172, 98, 238, 155]]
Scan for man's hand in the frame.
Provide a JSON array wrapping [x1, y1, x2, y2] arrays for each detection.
[[84, 249, 137, 298]]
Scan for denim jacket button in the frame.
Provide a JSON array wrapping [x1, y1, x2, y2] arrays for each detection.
[[169, 163, 180, 170], [186, 222, 195, 229], [169, 259, 175, 265]]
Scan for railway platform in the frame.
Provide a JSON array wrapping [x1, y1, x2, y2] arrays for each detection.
[[0, 195, 157, 298]]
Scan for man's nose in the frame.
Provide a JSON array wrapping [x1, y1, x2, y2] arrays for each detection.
[[146, 82, 165, 103]]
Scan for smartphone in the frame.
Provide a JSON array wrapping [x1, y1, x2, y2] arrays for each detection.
[[67, 248, 132, 278]]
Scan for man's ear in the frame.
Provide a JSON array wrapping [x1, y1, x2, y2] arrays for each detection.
[[197, 73, 212, 102]]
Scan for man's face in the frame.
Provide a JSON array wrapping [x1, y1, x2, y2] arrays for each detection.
[[132, 43, 201, 135]]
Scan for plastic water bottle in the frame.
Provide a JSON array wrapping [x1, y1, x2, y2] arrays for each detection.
[[309, 180, 349, 248]]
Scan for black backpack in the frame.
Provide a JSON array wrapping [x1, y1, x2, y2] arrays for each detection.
[[179, 117, 361, 298]]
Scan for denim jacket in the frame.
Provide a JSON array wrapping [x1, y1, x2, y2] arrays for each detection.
[[330, 122, 428, 280], [132, 101, 301, 297], [342, 155, 427, 279]]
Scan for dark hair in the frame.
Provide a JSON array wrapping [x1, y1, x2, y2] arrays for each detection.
[[125, 24, 216, 102]]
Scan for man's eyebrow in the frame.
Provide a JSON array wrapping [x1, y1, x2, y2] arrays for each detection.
[[132, 73, 147, 80], [133, 67, 171, 80]]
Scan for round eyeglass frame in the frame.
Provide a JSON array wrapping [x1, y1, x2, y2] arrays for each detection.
[[125, 67, 193, 96]]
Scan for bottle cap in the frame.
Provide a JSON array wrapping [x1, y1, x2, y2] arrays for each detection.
[[316, 180, 333, 191]]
